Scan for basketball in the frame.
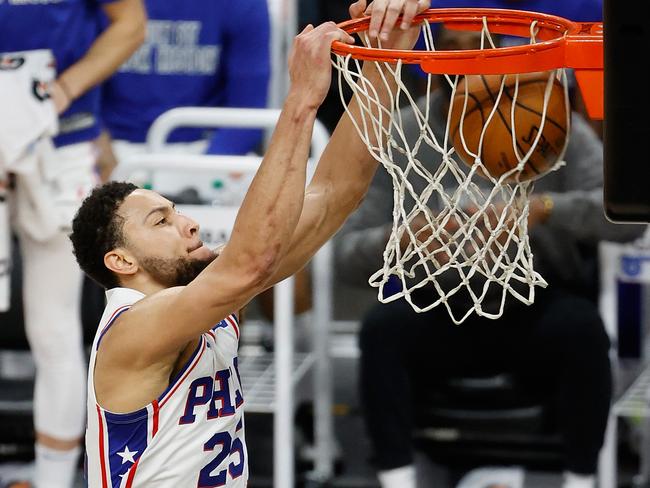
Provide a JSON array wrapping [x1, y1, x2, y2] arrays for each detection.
[[449, 72, 568, 182]]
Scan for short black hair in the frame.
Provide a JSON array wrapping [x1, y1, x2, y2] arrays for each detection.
[[70, 181, 138, 289]]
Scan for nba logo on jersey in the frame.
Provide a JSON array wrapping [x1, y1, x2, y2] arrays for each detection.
[[85, 288, 248, 487]]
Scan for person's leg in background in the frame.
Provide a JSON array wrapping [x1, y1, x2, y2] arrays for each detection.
[[359, 300, 419, 488], [513, 290, 612, 488], [359, 287, 612, 488], [358, 295, 497, 488], [10, 141, 99, 488], [19, 232, 86, 488]]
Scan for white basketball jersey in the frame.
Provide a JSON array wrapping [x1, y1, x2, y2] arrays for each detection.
[[85, 287, 247, 487]]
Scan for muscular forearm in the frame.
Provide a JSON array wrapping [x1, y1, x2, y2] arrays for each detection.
[[310, 62, 398, 220], [309, 2, 425, 210], [57, 0, 145, 100], [258, 3, 428, 286], [261, 65, 402, 286], [224, 91, 316, 272]]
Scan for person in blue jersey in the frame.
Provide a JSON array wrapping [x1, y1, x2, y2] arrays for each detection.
[[0, 1, 145, 487], [101, 0, 271, 157]]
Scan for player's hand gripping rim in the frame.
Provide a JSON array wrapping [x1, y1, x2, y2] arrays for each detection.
[[350, 0, 431, 41], [288, 22, 355, 109]]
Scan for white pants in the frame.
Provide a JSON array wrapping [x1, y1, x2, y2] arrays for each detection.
[[9, 141, 97, 439]]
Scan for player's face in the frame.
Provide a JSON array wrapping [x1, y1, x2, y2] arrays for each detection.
[[118, 189, 217, 286], [438, 29, 483, 51]]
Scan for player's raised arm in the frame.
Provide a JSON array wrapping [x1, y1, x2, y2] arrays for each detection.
[[93, 22, 356, 360], [263, 0, 429, 286], [216, 22, 354, 277]]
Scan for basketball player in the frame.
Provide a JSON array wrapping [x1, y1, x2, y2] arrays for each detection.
[[0, 1, 145, 487], [69, 1, 430, 485], [334, 26, 642, 488]]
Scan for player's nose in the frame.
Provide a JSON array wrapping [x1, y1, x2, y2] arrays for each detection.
[[180, 214, 200, 237]]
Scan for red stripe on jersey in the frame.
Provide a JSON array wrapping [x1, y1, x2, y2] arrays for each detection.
[[125, 458, 140, 488], [225, 315, 239, 339], [95, 405, 109, 488], [151, 399, 159, 437], [100, 305, 130, 334], [159, 338, 206, 407]]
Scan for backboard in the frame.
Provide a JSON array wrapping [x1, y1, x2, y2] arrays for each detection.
[[604, 0, 650, 223]]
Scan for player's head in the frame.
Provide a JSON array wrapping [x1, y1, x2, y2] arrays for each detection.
[[437, 25, 484, 52], [435, 26, 491, 101], [70, 181, 216, 290]]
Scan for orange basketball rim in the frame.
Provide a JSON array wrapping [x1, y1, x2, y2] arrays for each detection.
[[331, 8, 604, 119]]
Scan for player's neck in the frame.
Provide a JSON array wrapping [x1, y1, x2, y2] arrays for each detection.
[[118, 275, 167, 296]]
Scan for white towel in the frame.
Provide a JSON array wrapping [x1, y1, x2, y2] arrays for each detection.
[[0, 49, 57, 311], [0, 49, 58, 172]]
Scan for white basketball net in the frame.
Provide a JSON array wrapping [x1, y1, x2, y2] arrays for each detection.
[[333, 18, 571, 324]]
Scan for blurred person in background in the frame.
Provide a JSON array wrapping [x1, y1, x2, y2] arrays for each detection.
[[100, 0, 271, 164], [0, 0, 145, 486]]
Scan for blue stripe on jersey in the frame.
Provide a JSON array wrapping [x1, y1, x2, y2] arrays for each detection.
[[96, 307, 131, 351], [157, 336, 204, 402], [103, 407, 148, 487]]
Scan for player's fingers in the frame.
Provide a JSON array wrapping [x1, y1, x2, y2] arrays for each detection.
[[300, 23, 314, 35], [349, 0, 367, 19], [379, 0, 403, 41], [327, 29, 356, 45], [400, 0, 419, 30], [368, 0, 388, 38], [312, 21, 340, 39]]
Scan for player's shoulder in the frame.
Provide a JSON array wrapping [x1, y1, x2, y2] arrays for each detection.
[[130, 286, 240, 322], [115, 286, 185, 323], [98, 287, 190, 367], [105, 285, 240, 348]]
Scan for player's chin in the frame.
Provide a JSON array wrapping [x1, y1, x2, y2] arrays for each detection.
[[212, 243, 226, 258], [188, 245, 217, 261]]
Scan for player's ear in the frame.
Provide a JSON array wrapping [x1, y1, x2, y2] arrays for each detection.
[[104, 248, 138, 278]]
